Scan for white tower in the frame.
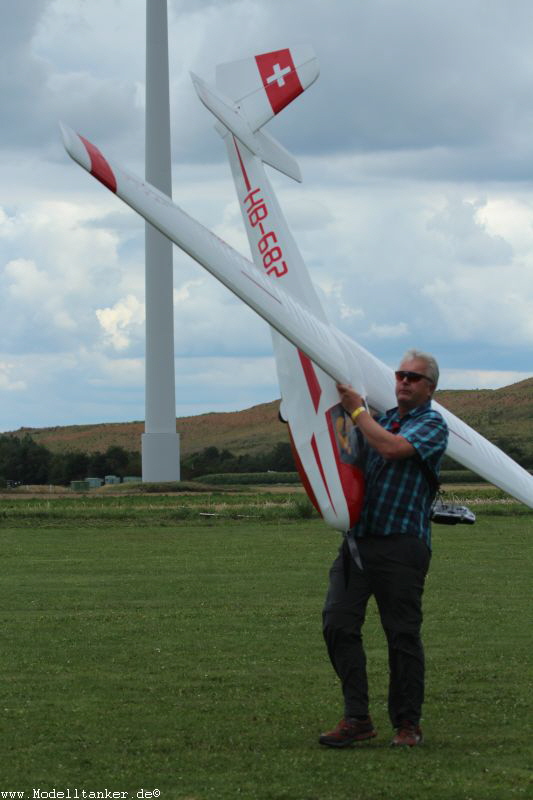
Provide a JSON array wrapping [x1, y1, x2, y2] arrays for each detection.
[[141, 0, 180, 481]]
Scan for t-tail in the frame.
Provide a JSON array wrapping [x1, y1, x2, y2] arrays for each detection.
[[191, 46, 319, 183]]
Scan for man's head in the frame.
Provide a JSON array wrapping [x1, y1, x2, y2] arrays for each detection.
[[395, 349, 439, 415]]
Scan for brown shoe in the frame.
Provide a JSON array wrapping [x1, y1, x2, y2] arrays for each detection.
[[319, 716, 377, 748], [390, 721, 423, 747]]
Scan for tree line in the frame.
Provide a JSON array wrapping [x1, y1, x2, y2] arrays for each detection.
[[0, 434, 142, 486], [0, 434, 296, 486], [2, 431, 530, 488]]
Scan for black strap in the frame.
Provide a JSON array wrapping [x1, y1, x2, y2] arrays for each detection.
[[416, 454, 440, 499]]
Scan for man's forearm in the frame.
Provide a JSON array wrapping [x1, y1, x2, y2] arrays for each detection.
[[336, 382, 414, 461]]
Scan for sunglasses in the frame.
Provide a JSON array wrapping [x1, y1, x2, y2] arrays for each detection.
[[395, 370, 434, 384]]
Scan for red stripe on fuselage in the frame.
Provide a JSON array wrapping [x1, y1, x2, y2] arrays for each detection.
[[255, 49, 303, 115], [233, 137, 251, 192], [288, 426, 322, 517], [298, 351, 322, 413], [311, 434, 336, 514], [79, 136, 117, 193]]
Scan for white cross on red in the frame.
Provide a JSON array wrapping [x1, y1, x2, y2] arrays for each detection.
[[266, 63, 291, 88]]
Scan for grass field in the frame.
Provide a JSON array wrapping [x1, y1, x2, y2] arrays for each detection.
[[0, 502, 531, 799]]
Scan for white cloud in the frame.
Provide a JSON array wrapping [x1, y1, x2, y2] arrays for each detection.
[[173, 278, 205, 304], [96, 294, 146, 351], [422, 263, 533, 346], [367, 322, 409, 340], [426, 196, 513, 266], [5, 258, 49, 300], [0, 362, 26, 392]]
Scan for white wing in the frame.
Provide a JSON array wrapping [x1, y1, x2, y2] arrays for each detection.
[[60, 123, 533, 510]]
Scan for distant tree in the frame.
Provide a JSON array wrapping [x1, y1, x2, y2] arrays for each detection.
[[125, 450, 142, 476], [102, 446, 130, 476], [49, 451, 89, 484], [266, 441, 295, 472], [87, 451, 108, 477], [0, 435, 51, 484]]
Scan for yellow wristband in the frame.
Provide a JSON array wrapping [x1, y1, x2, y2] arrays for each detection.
[[350, 406, 365, 423]]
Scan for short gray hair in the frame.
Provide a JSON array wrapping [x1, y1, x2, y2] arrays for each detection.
[[400, 349, 440, 387]]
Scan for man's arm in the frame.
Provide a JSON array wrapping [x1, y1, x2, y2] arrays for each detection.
[[337, 383, 415, 461]]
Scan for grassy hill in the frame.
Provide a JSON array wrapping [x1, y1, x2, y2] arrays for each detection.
[[435, 377, 533, 464], [5, 377, 533, 463], [6, 401, 283, 458]]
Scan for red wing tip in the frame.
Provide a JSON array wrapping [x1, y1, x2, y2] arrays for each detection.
[[78, 135, 117, 194]]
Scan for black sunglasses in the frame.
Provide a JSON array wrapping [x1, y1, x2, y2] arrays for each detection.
[[395, 370, 434, 384]]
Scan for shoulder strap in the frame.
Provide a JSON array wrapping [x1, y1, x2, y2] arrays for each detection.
[[415, 454, 440, 499]]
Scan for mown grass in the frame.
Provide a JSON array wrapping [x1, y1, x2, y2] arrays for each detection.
[[0, 508, 531, 798], [0, 484, 528, 528], [0, 491, 317, 527]]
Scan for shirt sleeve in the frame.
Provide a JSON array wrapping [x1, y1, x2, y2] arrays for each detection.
[[401, 412, 448, 463]]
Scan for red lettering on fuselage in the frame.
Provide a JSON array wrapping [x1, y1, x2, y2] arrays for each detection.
[[243, 185, 288, 278], [234, 139, 288, 279]]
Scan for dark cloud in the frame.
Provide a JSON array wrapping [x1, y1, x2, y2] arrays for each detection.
[[0, 1, 52, 146], [0, 0, 142, 151], [248, 0, 533, 182]]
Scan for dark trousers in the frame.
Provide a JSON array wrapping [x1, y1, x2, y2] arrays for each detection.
[[322, 534, 431, 727]]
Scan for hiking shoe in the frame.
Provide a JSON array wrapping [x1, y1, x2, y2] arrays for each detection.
[[319, 716, 377, 748], [390, 721, 423, 747]]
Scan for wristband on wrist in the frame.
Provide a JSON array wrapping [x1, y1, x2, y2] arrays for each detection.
[[350, 406, 365, 423]]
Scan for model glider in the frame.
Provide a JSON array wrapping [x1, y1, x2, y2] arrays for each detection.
[[60, 46, 533, 528]]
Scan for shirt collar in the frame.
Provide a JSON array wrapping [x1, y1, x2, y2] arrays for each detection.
[[385, 400, 433, 422]]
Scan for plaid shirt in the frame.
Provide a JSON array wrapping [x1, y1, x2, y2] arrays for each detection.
[[353, 401, 448, 549]]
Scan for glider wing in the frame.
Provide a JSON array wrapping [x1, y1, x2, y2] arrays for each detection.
[[60, 124, 533, 514]]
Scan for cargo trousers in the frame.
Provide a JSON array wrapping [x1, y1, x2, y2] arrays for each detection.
[[322, 533, 431, 727]]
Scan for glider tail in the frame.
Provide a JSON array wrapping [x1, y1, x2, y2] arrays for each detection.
[[191, 45, 319, 182]]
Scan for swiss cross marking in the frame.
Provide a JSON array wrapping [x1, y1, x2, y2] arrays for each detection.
[[266, 63, 291, 87]]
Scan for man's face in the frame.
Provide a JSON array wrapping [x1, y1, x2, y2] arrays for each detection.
[[395, 358, 435, 413]]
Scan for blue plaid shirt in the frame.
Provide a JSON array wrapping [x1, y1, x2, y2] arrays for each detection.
[[352, 401, 448, 549]]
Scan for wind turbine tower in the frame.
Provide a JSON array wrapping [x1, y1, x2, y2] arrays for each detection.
[[141, 0, 180, 481]]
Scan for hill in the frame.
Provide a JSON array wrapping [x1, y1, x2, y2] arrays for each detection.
[[4, 378, 533, 464], [6, 401, 283, 458], [435, 377, 533, 465]]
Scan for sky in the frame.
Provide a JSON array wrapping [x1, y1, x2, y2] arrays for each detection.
[[1, 0, 533, 432]]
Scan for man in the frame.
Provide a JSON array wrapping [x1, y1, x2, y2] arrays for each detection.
[[320, 349, 448, 748]]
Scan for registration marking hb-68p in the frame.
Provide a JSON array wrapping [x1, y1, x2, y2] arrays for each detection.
[[243, 187, 288, 279]]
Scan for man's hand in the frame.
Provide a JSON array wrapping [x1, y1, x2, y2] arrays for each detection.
[[337, 383, 365, 415], [336, 383, 415, 461]]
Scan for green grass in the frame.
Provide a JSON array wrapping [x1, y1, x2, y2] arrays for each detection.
[[0, 490, 316, 526], [1, 485, 528, 528], [0, 514, 531, 799]]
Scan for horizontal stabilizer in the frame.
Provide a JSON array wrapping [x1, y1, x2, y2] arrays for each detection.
[[191, 71, 301, 181]]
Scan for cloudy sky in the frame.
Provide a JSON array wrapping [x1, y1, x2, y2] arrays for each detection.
[[1, 0, 533, 432]]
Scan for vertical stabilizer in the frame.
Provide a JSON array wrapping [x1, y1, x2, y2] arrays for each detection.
[[192, 46, 318, 182], [216, 45, 319, 131]]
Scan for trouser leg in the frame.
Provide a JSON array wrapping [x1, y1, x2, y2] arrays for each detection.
[[369, 536, 431, 727], [322, 543, 372, 718]]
